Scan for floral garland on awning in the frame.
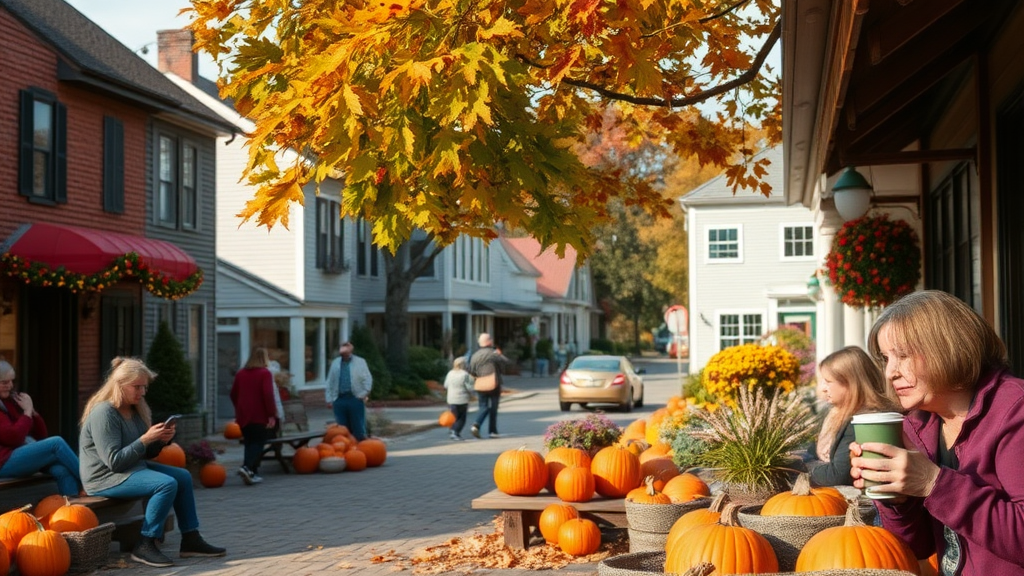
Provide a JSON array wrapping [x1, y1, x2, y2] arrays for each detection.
[[0, 252, 203, 300]]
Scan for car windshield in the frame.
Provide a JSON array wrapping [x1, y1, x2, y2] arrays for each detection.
[[568, 358, 620, 372]]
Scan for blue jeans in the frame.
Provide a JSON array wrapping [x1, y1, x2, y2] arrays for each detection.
[[0, 436, 82, 496], [474, 391, 500, 435], [94, 462, 200, 539], [449, 403, 469, 435], [333, 393, 367, 440]]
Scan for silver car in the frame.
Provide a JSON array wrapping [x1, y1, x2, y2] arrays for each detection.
[[558, 355, 645, 412]]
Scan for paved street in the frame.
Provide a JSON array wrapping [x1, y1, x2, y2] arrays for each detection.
[[109, 357, 686, 575]]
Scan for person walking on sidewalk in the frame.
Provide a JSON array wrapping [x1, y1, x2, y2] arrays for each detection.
[[230, 347, 278, 485], [469, 333, 514, 439], [326, 341, 373, 440], [443, 356, 475, 441], [79, 357, 226, 568]]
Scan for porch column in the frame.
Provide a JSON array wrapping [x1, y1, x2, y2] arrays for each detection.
[[843, 306, 866, 348]]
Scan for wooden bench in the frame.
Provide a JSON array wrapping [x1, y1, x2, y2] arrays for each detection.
[[259, 430, 323, 473], [0, 474, 173, 552], [471, 488, 627, 549]]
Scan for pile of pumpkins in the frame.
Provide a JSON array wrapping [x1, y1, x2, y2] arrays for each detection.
[[0, 495, 101, 576], [154, 441, 227, 489], [292, 424, 388, 474]]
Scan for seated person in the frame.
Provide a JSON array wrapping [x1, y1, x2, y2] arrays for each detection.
[[0, 359, 83, 496]]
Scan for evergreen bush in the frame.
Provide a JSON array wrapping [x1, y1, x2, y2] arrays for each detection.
[[408, 346, 447, 381], [145, 321, 197, 418], [349, 324, 392, 400]]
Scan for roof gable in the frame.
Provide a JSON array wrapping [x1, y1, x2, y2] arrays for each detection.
[[501, 237, 578, 298], [679, 145, 785, 207]]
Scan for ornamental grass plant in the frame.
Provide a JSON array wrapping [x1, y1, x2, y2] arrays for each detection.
[[543, 414, 622, 453]]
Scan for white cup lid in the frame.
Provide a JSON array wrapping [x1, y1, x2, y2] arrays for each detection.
[[852, 412, 905, 424]]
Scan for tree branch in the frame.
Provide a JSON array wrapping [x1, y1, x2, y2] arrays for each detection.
[[561, 20, 780, 109], [699, 0, 753, 23]]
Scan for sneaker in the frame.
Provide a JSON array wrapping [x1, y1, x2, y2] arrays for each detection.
[[448, 431, 459, 441], [132, 537, 174, 567], [489, 433, 502, 439], [470, 425, 481, 439], [451, 433, 464, 441], [179, 531, 227, 558], [237, 466, 254, 486], [250, 474, 264, 484]]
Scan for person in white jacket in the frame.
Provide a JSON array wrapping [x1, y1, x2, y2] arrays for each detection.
[[443, 357, 475, 441], [325, 342, 373, 440]]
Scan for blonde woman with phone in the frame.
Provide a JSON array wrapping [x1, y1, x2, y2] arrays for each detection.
[[0, 359, 83, 496]]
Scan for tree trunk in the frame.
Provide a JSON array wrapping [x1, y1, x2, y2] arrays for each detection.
[[381, 239, 443, 374]]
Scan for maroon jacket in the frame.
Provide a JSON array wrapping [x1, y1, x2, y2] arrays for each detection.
[[230, 368, 276, 428], [0, 398, 48, 468], [877, 368, 1024, 575]]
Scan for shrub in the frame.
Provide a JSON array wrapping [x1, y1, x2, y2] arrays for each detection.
[[390, 371, 428, 399], [543, 414, 622, 452], [350, 324, 393, 400], [588, 338, 614, 353], [535, 338, 555, 362], [408, 346, 447, 381], [145, 321, 197, 418], [762, 327, 817, 387], [701, 343, 800, 405]]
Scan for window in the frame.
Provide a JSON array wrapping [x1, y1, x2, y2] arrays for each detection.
[[316, 198, 345, 273], [304, 318, 321, 383], [103, 116, 124, 213], [157, 133, 199, 229], [719, 313, 762, 349], [782, 225, 814, 259], [707, 227, 740, 261], [19, 88, 66, 204], [450, 236, 490, 283], [251, 318, 290, 372], [356, 219, 379, 277], [927, 164, 976, 307]]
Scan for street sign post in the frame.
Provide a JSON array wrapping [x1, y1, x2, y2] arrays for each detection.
[[664, 305, 688, 379]]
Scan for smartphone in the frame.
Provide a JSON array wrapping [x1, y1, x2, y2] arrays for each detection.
[[163, 414, 182, 426]]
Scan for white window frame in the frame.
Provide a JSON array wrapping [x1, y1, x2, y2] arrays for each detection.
[[779, 223, 815, 261], [716, 310, 764, 350], [450, 236, 490, 284], [705, 225, 743, 263]]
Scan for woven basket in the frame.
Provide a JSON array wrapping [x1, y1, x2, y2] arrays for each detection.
[[598, 551, 915, 576], [736, 504, 879, 572], [627, 528, 667, 553], [625, 496, 711, 533], [62, 522, 115, 573]]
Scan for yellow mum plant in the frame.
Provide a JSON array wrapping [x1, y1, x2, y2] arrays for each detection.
[[701, 344, 800, 404]]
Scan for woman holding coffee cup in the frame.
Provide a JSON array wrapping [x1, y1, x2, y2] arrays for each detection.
[[850, 290, 1024, 575], [807, 346, 899, 487]]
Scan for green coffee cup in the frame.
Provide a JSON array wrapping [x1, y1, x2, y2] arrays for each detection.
[[851, 412, 905, 500]]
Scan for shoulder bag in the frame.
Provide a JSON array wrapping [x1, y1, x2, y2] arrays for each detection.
[[473, 373, 497, 392]]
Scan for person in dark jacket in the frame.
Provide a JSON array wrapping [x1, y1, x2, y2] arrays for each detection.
[[469, 333, 514, 439], [807, 346, 899, 487], [230, 347, 277, 485], [0, 359, 82, 495], [851, 290, 1024, 576]]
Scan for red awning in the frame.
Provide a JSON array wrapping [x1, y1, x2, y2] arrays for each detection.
[[2, 223, 198, 282]]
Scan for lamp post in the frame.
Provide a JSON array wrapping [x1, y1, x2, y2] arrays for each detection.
[[806, 275, 821, 301], [832, 167, 873, 221]]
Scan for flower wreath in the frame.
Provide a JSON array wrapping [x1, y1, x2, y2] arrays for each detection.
[[824, 214, 920, 309], [1, 251, 203, 300]]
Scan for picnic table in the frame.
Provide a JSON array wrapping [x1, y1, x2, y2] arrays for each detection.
[[471, 488, 627, 549], [260, 430, 324, 473]]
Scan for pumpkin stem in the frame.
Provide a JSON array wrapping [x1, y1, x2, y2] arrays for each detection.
[[643, 475, 657, 496], [791, 473, 812, 496], [843, 498, 866, 527], [682, 561, 717, 576], [708, 491, 730, 513], [719, 502, 743, 527]]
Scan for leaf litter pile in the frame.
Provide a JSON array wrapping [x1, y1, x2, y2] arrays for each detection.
[[371, 515, 628, 574]]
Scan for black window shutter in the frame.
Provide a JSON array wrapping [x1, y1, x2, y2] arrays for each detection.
[[18, 90, 34, 197], [103, 116, 125, 213], [54, 102, 68, 203]]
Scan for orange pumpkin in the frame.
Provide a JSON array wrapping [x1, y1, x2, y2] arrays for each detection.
[[47, 498, 99, 533], [666, 492, 730, 552], [544, 447, 591, 493], [344, 449, 368, 472], [199, 463, 227, 488], [590, 445, 641, 498], [0, 540, 8, 576], [618, 438, 650, 458], [664, 502, 778, 575], [316, 443, 336, 457], [356, 439, 387, 467], [796, 499, 920, 573], [639, 457, 679, 491], [438, 411, 456, 427], [538, 503, 578, 545], [15, 518, 71, 576], [760, 473, 847, 517], [323, 425, 351, 444], [645, 408, 670, 445], [621, 419, 646, 441], [661, 472, 711, 503], [919, 553, 939, 576], [554, 465, 595, 503], [638, 444, 672, 465], [557, 518, 602, 556], [0, 505, 40, 561], [32, 495, 65, 530], [223, 421, 242, 440], [292, 446, 321, 474], [153, 443, 186, 468], [626, 476, 672, 505], [493, 447, 548, 496]]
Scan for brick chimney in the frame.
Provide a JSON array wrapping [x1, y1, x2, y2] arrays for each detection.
[[157, 29, 198, 83]]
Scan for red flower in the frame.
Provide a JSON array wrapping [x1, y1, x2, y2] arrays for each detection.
[[824, 215, 921, 309]]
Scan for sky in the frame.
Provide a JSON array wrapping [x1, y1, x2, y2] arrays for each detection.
[[64, 0, 219, 79]]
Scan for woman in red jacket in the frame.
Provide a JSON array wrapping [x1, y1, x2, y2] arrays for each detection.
[[230, 348, 277, 485], [0, 359, 83, 495]]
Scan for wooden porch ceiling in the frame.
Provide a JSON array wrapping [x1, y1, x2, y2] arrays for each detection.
[[825, 0, 1015, 174]]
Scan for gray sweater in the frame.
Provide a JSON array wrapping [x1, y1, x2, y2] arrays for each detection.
[[79, 402, 163, 494]]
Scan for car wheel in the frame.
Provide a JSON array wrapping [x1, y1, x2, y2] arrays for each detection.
[[634, 386, 644, 409], [560, 402, 572, 412], [622, 394, 633, 413]]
